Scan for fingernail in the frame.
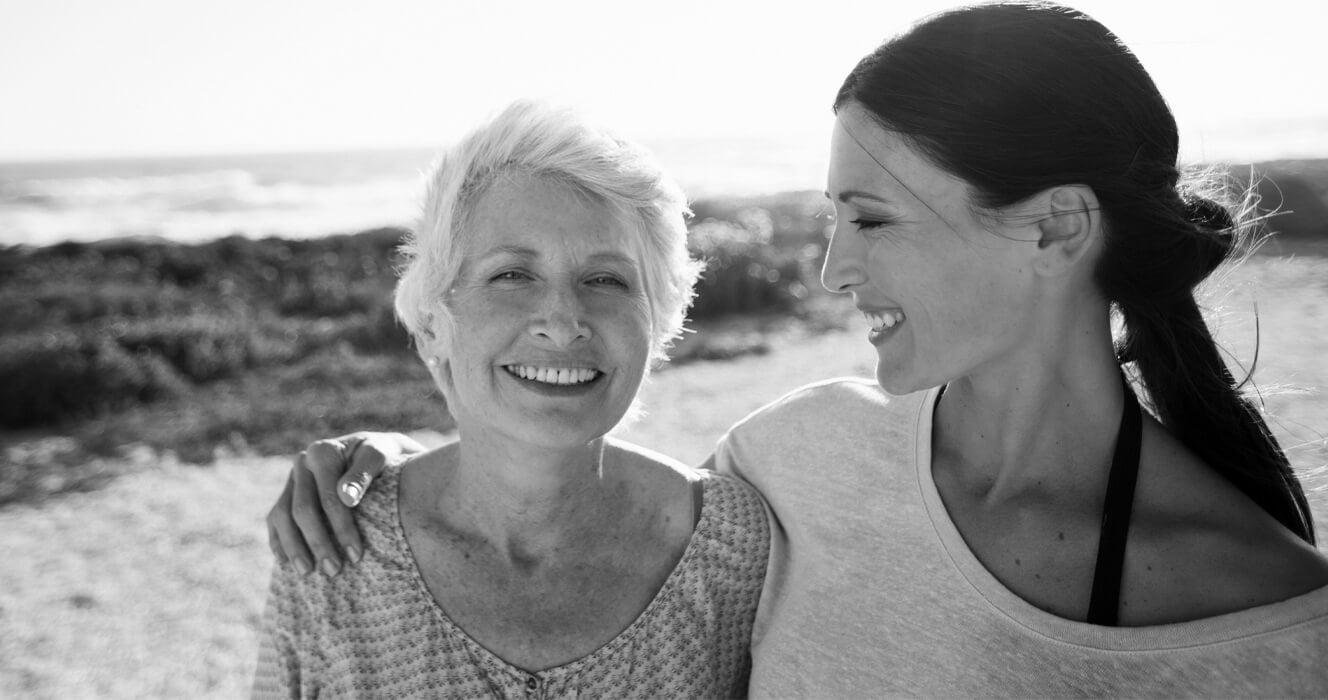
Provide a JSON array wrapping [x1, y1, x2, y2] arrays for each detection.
[[347, 546, 362, 564], [295, 559, 313, 576], [340, 481, 364, 507], [321, 559, 341, 577]]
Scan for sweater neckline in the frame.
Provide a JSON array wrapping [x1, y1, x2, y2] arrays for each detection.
[[912, 385, 1328, 650], [384, 462, 719, 682]]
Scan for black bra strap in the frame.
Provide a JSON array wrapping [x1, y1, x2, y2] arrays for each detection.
[[1086, 379, 1144, 626]]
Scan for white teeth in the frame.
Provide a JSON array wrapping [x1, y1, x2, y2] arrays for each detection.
[[506, 365, 600, 385], [864, 310, 905, 330]]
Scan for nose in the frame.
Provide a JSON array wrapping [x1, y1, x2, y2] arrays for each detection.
[[530, 284, 592, 347], [820, 225, 867, 294]]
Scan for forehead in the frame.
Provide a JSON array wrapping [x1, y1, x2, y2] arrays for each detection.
[[828, 105, 973, 214], [464, 173, 639, 259]]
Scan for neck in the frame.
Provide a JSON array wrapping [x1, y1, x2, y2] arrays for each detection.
[[933, 302, 1126, 501], [434, 429, 632, 562]]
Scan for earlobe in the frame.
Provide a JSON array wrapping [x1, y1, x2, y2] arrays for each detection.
[[418, 329, 453, 391], [1033, 185, 1100, 275], [423, 352, 456, 406], [423, 353, 447, 385]]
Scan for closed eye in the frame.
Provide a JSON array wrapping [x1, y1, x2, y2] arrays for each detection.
[[850, 218, 890, 231]]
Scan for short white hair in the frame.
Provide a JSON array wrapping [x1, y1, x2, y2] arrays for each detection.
[[394, 100, 702, 365]]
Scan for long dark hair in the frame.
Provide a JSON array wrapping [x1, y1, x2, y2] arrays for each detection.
[[835, 1, 1314, 543]]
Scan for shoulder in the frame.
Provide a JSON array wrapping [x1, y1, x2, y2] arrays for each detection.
[[736, 376, 891, 422], [604, 437, 709, 546], [604, 436, 696, 476], [603, 437, 702, 507], [1123, 420, 1328, 624], [604, 439, 768, 540], [689, 471, 771, 577], [720, 377, 922, 460], [352, 453, 434, 562], [698, 471, 770, 529]]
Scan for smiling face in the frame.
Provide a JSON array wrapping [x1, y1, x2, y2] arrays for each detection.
[[427, 173, 653, 450], [822, 104, 1041, 395]]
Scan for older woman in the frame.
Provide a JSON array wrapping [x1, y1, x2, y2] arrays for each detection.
[[269, 3, 1328, 696], [252, 100, 768, 698]]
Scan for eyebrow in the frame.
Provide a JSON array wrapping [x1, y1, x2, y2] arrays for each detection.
[[476, 245, 637, 268], [836, 120, 953, 227], [584, 252, 638, 268], [825, 189, 896, 205]]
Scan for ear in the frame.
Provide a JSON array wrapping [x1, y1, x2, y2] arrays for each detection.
[[1030, 185, 1101, 277], [417, 332, 455, 402]]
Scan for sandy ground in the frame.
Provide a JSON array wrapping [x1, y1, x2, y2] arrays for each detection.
[[0, 326, 878, 699], [3, 253, 1327, 697]]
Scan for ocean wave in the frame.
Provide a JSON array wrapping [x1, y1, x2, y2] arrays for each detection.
[[0, 170, 259, 208], [0, 169, 425, 246], [3, 123, 1327, 247], [0, 139, 835, 246]]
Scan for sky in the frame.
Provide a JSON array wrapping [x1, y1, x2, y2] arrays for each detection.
[[2, 0, 1326, 163]]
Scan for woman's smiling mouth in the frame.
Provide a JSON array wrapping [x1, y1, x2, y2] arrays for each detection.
[[863, 309, 906, 345], [864, 309, 905, 331], [503, 364, 602, 386]]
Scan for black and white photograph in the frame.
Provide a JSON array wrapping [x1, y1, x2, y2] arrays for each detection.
[[2, 1, 1327, 697]]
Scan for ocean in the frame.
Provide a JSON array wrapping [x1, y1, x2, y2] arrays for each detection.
[[4, 118, 1326, 248], [0, 136, 831, 248]]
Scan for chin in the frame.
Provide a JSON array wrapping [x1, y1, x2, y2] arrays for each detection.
[[874, 364, 930, 397]]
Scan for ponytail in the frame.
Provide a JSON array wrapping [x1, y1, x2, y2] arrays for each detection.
[[1108, 189, 1315, 544], [832, 2, 1316, 543]]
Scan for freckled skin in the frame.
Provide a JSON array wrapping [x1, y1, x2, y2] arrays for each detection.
[[392, 173, 702, 670], [433, 175, 654, 453]]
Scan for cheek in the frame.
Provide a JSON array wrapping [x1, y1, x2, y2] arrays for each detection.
[[902, 253, 1012, 334], [602, 297, 654, 361], [935, 266, 1028, 342]]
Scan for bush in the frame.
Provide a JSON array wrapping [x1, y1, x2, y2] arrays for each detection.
[[336, 303, 415, 355], [0, 228, 410, 329], [75, 356, 446, 463], [0, 330, 188, 427], [109, 314, 324, 382], [688, 215, 808, 320], [0, 281, 200, 333]]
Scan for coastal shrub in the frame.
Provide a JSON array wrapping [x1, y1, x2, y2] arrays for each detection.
[[0, 228, 408, 325], [688, 214, 806, 319], [0, 330, 187, 428], [0, 281, 201, 333], [337, 303, 414, 355], [110, 315, 310, 382], [75, 355, 447, 463], [276, 275, 390, 317]]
